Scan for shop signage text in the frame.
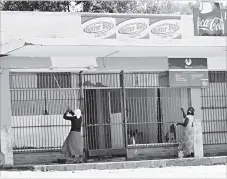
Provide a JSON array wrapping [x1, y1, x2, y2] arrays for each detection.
[[168, 58, 209, 87], [83, 21, 114, 34], [198, 17, 223, 31], [118, 23, 147, 35], [151, 23, 179, 35], [81, 15, 181, 39], [150, 19, 181, 39], [193, 7, 227, 36]]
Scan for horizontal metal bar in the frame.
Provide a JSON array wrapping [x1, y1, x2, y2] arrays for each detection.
[[201, 107, 227, 109], [12, 125, 70, 128], [201, 96, 227, 97], [10, 88, 80, 91], [203, 131, 227, 134], [13, 148, 61, 154], [202, 119, 227, 122], [127, 143, 179, 149]]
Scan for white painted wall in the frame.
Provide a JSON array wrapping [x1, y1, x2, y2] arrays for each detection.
[[0, 11, 194, 45]]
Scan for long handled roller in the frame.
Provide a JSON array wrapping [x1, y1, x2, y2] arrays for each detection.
[[52, 74, 70, 110]]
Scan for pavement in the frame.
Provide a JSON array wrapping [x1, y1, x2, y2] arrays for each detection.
[[0, 165, 226, 178], [0, 156, 227, 172]]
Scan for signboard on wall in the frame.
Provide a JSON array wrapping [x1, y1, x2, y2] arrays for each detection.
[[168, 58, 209, 87], [81, 17, 116, 39], [193, 7, 227, 36], [81, 14, 181, 39], [221, 9, 227, 35]]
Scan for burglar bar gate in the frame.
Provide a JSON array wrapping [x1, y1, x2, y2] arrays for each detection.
[[201, 71, 227, 145], [10, 71, 227, 157]]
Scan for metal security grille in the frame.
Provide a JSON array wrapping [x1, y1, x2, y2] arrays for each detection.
[[201, 71, 227, 145], [10, 72, 80, 152], [10, 71, 189, 156], [80, 72, 188, 157]]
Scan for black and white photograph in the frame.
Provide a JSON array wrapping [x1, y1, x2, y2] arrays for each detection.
[[0, 0, 226, 178]]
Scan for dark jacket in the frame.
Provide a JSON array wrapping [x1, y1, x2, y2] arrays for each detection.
[[63, 111, 82, 132]]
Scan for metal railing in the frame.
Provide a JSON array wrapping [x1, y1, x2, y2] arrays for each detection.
[[201, 71, 227, 145], [10, 71, 227, 156]]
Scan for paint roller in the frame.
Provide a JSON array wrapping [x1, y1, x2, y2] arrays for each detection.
[[43, 72, 71, 115], [52, 73, 82, 113], [52, 74, 70, 109]]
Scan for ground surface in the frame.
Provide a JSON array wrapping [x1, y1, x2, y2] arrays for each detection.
[[0, 165, 226, 178]]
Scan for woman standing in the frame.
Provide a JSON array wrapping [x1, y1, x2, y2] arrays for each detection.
[[62, 108, 83, 163], [176, 107, 195, 158]]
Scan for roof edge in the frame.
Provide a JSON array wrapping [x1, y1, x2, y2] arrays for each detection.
[[0, 39, 26, 55], [23, 37, 227, 47]]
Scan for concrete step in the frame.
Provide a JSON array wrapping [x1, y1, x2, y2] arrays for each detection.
[[1, 156, 226, 172]]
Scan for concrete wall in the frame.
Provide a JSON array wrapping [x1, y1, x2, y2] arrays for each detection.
[[13, 143, 227, 165], [127, 145, 178, 161], [0, 11, 194, 45]]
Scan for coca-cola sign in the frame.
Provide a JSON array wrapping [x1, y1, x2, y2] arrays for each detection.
[[221, 9, 227, 35], [193, 7, 225, 36], [198, 17, 223, 31]]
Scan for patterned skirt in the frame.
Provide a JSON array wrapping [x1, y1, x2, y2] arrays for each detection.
[[62, 131, 83, 158], [182, 127, 194, 157]]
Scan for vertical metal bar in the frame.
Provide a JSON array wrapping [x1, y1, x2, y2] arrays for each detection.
[[107, 90, 112, 157], [201, 88, 206, 144], [220, 71, 224, 143], [225, 71, 227, 143], [216, 72, 221, 143], [79, 71, 87, 162], [157, 88, 162, 143], [120, 70, 128, 158]]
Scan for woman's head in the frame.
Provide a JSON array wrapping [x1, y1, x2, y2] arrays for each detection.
[[187, 107, 195, 116], [74, 109, 82, 118]]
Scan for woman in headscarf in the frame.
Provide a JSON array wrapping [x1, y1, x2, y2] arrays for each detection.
[[176, 107, 195, 158], [62, 108, 83, 163]]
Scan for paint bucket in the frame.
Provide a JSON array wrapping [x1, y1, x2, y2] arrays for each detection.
[[178, 150, 184, 158]]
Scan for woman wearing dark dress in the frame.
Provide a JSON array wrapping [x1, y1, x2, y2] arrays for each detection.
[[62, 108, 83, 163]]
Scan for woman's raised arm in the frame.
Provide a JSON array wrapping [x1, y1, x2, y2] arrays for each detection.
[[181, 108, 187, 119], [63, 112, 73, 120]]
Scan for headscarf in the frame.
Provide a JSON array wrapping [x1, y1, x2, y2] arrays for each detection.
[[187, 107, 195, 116], [74, 109, 82, 118]]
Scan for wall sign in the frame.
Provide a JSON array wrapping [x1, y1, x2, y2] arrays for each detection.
[[168, 58, 209, 87], [149, 19, 181, 39], [81, 14, 181, 39], [116, 18, 149, 39], [193, 7, 227, 36], [81, 17, 116, 39], [221, 9, 227, 35]]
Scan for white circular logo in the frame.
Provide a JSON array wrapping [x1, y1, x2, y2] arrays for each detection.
[[185, 58, 192, 66], [202, 80, 208, 87]]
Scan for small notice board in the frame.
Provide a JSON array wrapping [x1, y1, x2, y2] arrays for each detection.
[[168, 58, 209, 88]]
